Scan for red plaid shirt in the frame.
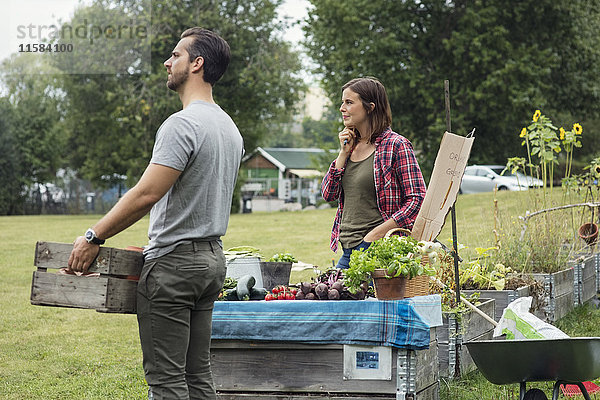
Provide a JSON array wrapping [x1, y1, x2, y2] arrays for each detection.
[[321, 128, 426, 252]]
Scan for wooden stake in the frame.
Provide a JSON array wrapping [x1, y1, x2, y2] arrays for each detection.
[[445, 79, 464, 379], [444, 80, 461, 311]]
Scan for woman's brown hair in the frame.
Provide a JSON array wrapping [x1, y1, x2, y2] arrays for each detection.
[[342, 77, 392, 143]]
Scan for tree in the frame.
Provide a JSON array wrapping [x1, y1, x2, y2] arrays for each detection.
[[304, 0, 600, 180], [0, 53, 66, 214], [60, 0, 306, 188], [0, 98, 24, 214]]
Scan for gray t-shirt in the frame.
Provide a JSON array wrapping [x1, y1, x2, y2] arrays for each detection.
[[144, 100, 244, 260]]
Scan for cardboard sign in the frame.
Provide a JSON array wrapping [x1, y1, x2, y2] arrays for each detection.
[[411, 131, 474, 241]]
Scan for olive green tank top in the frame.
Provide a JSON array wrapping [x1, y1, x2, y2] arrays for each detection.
[[339, 151, 383, 249]]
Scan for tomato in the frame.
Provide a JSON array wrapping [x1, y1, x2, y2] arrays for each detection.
[[285, 293, 295, 300], [265, 294, 274, 301]]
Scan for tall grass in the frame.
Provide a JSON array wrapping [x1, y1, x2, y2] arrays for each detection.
[[0, 190, 598, 399]]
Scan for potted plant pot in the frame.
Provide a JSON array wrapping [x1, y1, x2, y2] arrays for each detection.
[[578, 222, 599, 246], [371, 269, 408, 300], [259, 261, 292, 291]]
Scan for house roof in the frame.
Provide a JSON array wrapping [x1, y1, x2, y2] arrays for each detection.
[[246, 147, 334, 171]]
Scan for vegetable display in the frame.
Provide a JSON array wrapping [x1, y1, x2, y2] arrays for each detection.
[[218, 275, 267, 301], [295, 269, 370, 300], [265, 285, 297, 301]]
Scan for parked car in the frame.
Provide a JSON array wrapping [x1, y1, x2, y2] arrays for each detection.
[[459, 165, 544, 194]]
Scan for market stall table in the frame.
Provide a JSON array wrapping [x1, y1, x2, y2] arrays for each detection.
[[210, 295, 442, 400]]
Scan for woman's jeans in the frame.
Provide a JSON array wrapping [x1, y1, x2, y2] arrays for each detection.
[[336, 241, 371, 269]]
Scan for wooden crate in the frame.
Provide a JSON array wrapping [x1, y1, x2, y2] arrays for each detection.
[[437, 298, 495, 378], [30, 241, 143, 314], [212, 329, 439, 400]]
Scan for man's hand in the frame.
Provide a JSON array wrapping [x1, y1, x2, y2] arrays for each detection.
[[68, 236, 100, 273]]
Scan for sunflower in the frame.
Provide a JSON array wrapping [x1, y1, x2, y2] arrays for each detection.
[[594, 165, 600, 178], [559, 127, 565, 140], [573, 123, 583, 135], [533, 110, 541, 122], [520, 127, 527, 138]]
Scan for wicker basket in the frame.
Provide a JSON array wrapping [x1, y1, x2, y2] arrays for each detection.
[[384, 228, 431, 298]]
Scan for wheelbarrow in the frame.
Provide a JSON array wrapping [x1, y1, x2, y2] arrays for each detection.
[[465, 338, 600, 400]]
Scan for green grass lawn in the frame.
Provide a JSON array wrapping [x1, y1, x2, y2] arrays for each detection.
[[1, 190, 598, 399]]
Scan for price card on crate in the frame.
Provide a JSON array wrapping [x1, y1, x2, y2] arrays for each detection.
[[342, 345, 392, 380]]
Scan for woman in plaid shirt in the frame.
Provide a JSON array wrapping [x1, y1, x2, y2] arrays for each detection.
[[321, 77, 426, 268]]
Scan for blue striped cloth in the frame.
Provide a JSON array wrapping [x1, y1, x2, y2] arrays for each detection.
[[212, 295, 441, 349]]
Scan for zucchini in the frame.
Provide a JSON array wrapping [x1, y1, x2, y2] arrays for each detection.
[[236, 275, 256, 300], [249, 287, 268, 300], [223, 288, 238, 301]]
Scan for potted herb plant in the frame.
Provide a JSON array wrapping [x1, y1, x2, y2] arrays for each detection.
[[344, 235, 437, 300]]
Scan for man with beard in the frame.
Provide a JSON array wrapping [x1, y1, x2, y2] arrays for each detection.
[[68, 27, 244, 399]]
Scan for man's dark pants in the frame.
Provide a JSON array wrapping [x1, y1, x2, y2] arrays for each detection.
[[137, 240, 226, 400]]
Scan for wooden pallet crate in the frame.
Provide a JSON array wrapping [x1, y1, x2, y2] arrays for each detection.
[[30, 241, 143, 314]]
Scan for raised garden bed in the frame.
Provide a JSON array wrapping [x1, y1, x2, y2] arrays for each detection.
[[437, 298, 495, 378], [212, 329, 439, 400], [462, 268, 575, 324], [570, 252, 598, 305], [531, 267, 574, 323], [461, 287, 530, 323]]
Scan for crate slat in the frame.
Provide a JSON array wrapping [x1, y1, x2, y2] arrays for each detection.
[[31, 270, 109, 309], [31, 270, 138, 313], [34, 241, 143, 276]]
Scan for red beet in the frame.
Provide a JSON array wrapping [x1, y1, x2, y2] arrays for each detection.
[[331, 280, 344, 292], [327, 288, 340, 300], [315, 283, 329, 299], [301, 282, 312, 295]]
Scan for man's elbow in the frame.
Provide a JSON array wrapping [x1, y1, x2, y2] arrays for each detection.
[[129, 186, 164, 211], [142, 191, 166, 208]]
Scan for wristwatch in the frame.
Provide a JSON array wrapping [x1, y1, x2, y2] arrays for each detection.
[[85, 228, 105, 245]]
